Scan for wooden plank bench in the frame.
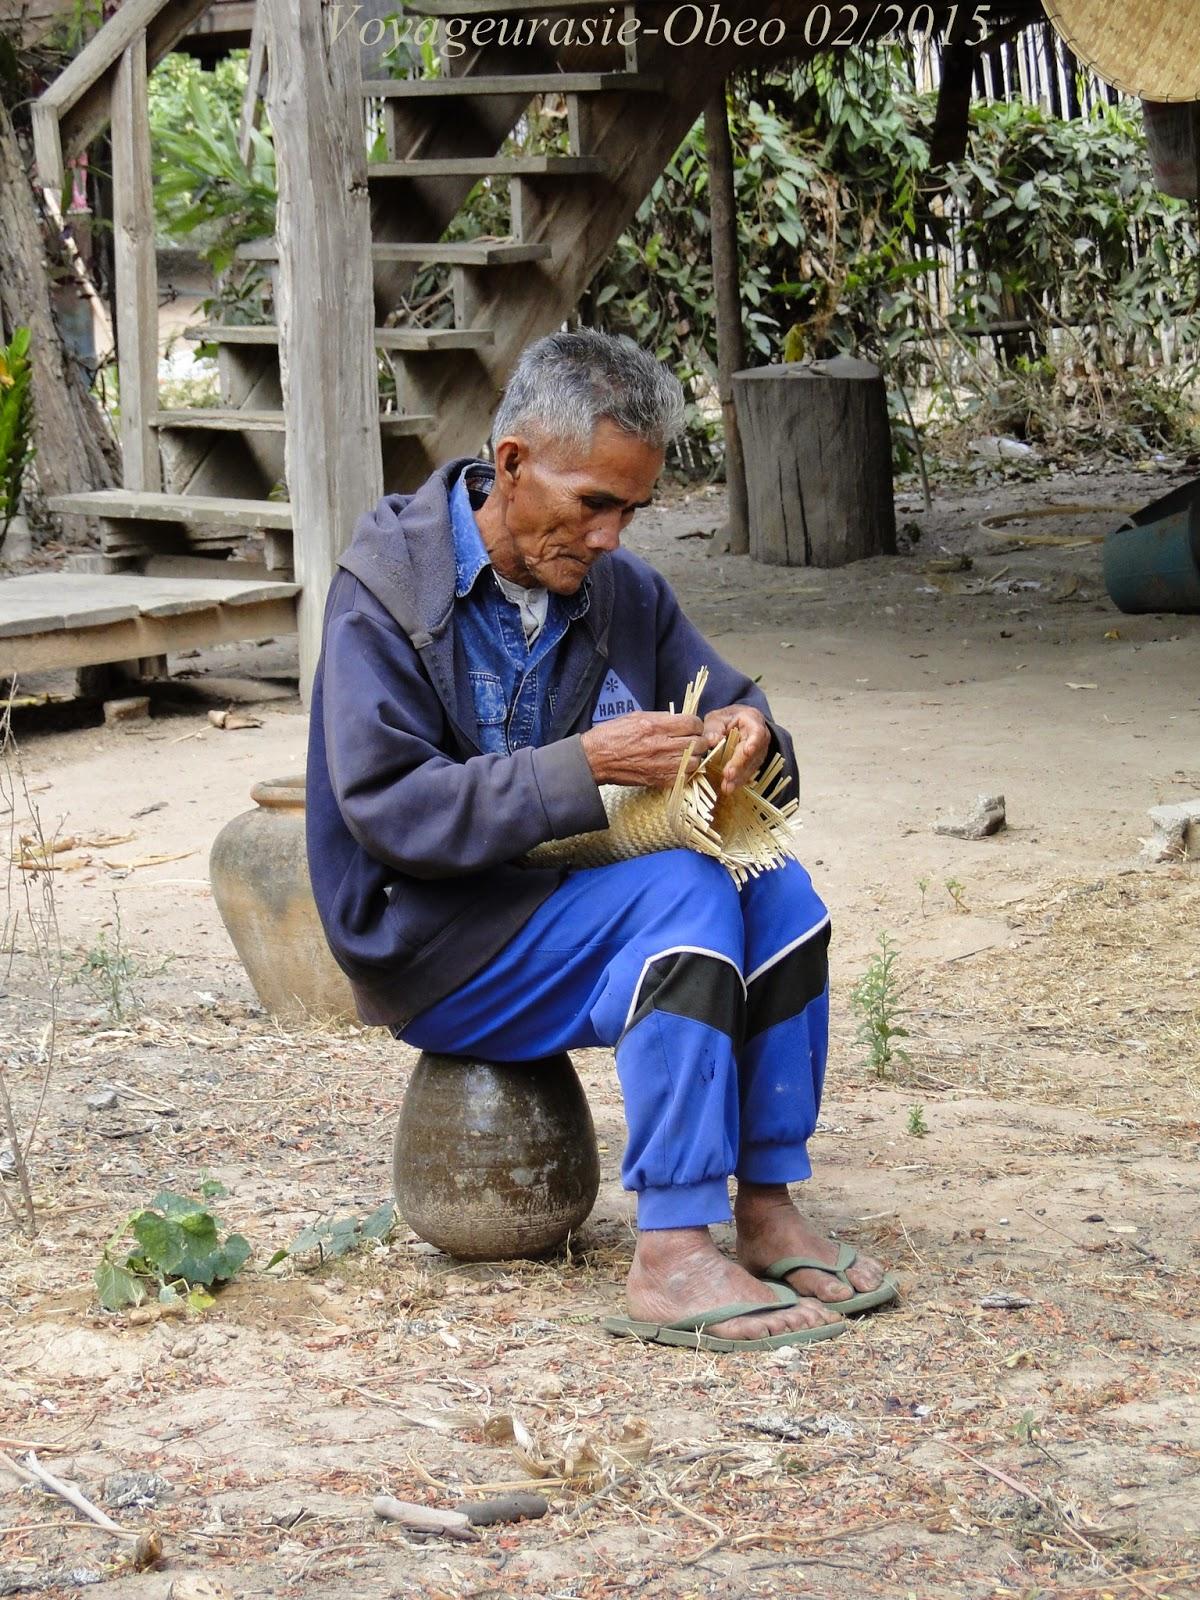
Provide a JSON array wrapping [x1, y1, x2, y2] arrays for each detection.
[[0, 572, 299, 678]]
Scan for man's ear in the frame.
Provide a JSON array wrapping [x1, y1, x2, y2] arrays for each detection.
[[494, 437, 523, 486]]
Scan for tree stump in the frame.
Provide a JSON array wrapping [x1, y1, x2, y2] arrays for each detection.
[[733, 357, 896, 567]]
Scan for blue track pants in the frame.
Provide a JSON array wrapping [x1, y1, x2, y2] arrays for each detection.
[[400, 851, 831, 1230]]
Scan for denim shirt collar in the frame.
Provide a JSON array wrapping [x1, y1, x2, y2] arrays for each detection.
[[450, 465, 493, 600], [449, 461, 591, 623]]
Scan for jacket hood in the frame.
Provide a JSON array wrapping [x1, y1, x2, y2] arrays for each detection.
[[337, 457, 476, 647]]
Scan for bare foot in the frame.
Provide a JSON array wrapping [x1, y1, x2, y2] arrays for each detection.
[[627, 1226, 845, 1342], [734, 1183, 889, 1306]]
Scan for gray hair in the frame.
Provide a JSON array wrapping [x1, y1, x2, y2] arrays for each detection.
[[491, 328, 686, 455]]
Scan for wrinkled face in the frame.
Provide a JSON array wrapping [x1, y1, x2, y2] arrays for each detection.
[[487, 418, 665, 594]]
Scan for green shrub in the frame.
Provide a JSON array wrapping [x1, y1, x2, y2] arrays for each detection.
[[0, 326, 34, 547]]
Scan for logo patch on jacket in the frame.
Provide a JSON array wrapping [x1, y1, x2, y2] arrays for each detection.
[[592, 669, 642, 723]]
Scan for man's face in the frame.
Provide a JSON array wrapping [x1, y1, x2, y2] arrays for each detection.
[[488, 418, 665, 594]]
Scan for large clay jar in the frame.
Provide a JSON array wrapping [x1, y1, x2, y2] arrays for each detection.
[[209, 774, 356, 1025], [393, 1052, 601, 1260]]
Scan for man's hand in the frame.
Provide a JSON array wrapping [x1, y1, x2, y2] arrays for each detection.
[[581, 712, 706, 789], [702, 705, 771, 795]]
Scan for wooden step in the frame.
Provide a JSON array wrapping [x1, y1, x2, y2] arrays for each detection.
[[237, 238, 550, 267], [369, 154, 605, 178], [49, 489, 293, 531], [152, 408, 435, 437], [373, 240, 551, 266], [362, 71, 659, 98], [186, 323, 496, 353]]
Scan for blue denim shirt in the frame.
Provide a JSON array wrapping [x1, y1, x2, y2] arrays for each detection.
[[450, 464, 589, 756]]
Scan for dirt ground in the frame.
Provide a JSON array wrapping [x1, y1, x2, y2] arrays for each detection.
[[1, 464, 1198, 1600]]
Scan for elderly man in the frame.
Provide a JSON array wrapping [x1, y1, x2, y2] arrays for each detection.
[[307, 329, 895, 1351]]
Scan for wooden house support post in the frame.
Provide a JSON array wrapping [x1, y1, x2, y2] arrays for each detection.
[[111, 32, 161, 493], [263, 0, 383, 700], [704, 86, 748, 556]]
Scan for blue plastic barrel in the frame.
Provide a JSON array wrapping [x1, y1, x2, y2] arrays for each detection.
[[1103, 478, 1200, 614]]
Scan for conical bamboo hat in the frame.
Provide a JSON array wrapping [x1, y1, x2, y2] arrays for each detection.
[[1044, 0, 1200, 102]]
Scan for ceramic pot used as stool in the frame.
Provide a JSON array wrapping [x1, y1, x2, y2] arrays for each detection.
[[209, 774, 356, 1025], [393, 1052, 601, 1261]]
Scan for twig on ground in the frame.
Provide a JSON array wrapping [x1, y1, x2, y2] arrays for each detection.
[[0, 1435, 76, 1451], [290, 1540, 376, 1581], [649, 1474, 722, 1538], [372, 1494, 479, 1542], [99, 1079, 177, 1110], [899, 1217, 927, 1267], [0, 1520, 111, 1536], [5, 1452, 135, 1539], [682, 1518, 902, 1567], [939, 1440, 1158, 1600], [746, 1555, 869, 1573], [568, 1468, 641, 1519]]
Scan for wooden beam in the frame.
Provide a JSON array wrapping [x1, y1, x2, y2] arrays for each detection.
[[238, 8, 267, 166], [111, 33, 161, 493], [33, 0, 213, 189], [264, 0, 383, 701], [704, 85, 748, 556]]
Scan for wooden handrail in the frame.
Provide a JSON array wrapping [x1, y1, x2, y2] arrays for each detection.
[[32, 0, 212, 192]]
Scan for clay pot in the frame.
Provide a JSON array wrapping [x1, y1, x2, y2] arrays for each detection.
[[209, 774, 356, 1025], [393, 1052, 600, 1261]]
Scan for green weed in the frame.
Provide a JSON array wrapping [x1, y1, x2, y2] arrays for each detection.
[[266, 1203, 397, 1271], [850, 932, 911, 1079], [95, 1185, 250, 1312]]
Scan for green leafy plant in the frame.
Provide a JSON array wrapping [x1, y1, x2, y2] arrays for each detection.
[[149, 55, 276, 277], [916, 874, 931, 918], [850, 932, 911, 1079], [0, 326, 34, 547], [945, 877, 970, 914], [578, 51, 1200, 468], [266, 1202, 396, 1270], [1013, 1409, 1039, 1444], [906, 1103, 929, 1137], [79, 901, 140, 1019], [95, 1188, 250, 1311]]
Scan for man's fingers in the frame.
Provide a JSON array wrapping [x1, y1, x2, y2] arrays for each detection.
[[663, 713, 705, 738]]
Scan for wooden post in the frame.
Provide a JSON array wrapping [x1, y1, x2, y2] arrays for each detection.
[[703, 86, 748, 556], [238, 11, 266, 167], [110, 32, 160, 492], [263, 0, 383, 701]]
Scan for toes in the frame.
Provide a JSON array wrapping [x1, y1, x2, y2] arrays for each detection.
[[788, 1270, 852, 1303], [712, 1298, 840, 1341], [846, 1256, 887, 1292]]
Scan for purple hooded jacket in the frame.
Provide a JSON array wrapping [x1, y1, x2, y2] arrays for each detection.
[[306, 459, 798, 1028]]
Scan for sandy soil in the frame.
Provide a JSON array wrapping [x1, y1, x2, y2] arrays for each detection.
[[0, 464, 1197, 1600]]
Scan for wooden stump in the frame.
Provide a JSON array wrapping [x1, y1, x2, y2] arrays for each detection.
[[733, 357, 896, 567]]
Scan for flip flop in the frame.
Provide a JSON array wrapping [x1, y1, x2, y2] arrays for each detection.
[[602, 1280, 848, 1352], [762, 1243, 898, 1315]]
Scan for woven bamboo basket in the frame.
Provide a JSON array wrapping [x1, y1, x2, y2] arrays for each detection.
[[526, 669, 800, 886]]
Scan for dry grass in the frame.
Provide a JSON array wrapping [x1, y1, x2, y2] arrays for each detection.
[[842, 869, 1200, 1120]]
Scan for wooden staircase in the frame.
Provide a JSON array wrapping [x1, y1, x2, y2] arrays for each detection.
[[35, 0, 741, 686]]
